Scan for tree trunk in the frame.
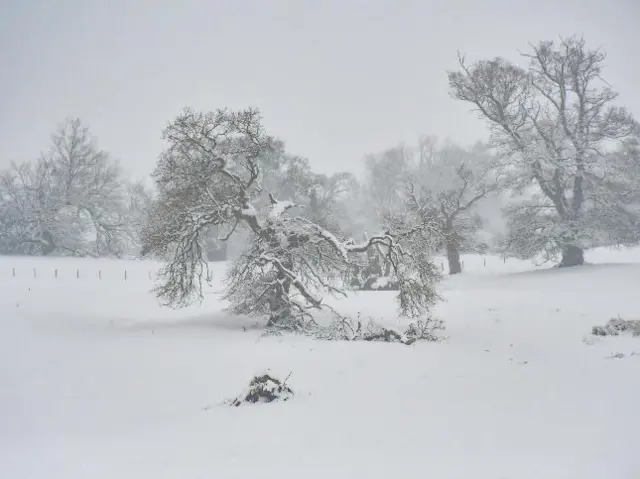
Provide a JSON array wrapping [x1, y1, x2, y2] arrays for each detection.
[[446, 240, 462, 275], [41, 230, 56, 256], [559, 244, 584, 268], [267, 258, 294, 327]]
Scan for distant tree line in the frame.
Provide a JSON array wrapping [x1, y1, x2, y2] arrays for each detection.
[[0, 119, 155, 257], [3, 36, 638, 284]]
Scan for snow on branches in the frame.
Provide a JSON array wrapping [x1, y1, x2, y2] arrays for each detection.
[[449, 36, 640, 266], [143, 108, 441, 331]]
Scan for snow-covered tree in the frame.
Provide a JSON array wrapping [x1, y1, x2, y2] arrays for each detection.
[[406, 142, 502, 274], [47, 119, 132, 256], [260, 143, 359, 233], [355, 145, 416, 286], [0, 160, 57, 255], [142, 107, 441, 330], [215, 140, 361, 261], [363, 144, 413, 223], [125, 180, 156, 257], [0, 119, 133, 256], [361, 138, 502, 275], [449, 36, 640, 266], [581, 137, 640, 247]]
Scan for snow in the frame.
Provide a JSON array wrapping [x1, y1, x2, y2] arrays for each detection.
[[266, 199, 295, 222], [303, 219, 349, 260], [371, 275, 393, 289], [1, 249, 640, 478]]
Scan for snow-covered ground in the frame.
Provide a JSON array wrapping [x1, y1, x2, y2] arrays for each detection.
[[1, 249, 639, 478]]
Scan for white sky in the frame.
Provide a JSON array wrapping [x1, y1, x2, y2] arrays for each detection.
[[1, 0, 638, 180]]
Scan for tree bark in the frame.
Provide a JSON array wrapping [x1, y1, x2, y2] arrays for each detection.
[[559, 244, 584, 267], [444, 219, 462, 275], [267, 257, 294, 327], [446, 240, 462, 275]]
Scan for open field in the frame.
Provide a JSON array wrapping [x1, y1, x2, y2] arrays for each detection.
[[1, 248, 639, 478]]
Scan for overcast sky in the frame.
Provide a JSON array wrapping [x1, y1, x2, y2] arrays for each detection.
[[1, 0, 639, 179]]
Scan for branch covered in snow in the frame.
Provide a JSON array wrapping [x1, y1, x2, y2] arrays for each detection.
[[145, 107, 442, 331], [449, 36, 640, 266]]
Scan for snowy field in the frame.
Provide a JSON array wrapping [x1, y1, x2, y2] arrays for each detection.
[[1, 249, 640, 478]]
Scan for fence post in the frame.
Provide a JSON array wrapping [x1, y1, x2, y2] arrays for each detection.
[[124, 269, 127, 281], [33, 268, 36, 279], [98, 270, 102, 280], [12, 267, 15, 277], [77, 269, 80, 279], [55, 269, 58, 278], [483, 257, 486, 267]]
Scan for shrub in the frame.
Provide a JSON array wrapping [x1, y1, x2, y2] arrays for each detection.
[[230, 373, 294, 407], [592, 317, 640, 337]]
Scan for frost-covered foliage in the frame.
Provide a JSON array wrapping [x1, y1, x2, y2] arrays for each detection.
[[592, 317, 640, 337], [229, 373, 294, 406], [260, 144, 359, 234], [222, 209, 441, 329], [142, 108, 441, 330], [449, 36, 640, 267], [405, 141, 502, 274], [363, 138, 501, 275], [314, 315, 444, 344], [0, 119, 137, 257], [347, 234, 401, 291]]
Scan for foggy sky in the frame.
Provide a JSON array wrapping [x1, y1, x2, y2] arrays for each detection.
[[1, 0, 639, 180]]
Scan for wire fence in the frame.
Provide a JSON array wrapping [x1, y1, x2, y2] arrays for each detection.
[[3, 266, 158, 281], [2, 266, 215, 282], [2, 255, 516, 282]]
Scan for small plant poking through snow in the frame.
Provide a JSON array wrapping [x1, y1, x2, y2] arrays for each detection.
[[230, 373, 294, 407], [592, 317, 640, 337], [405, 318, 446, 342]]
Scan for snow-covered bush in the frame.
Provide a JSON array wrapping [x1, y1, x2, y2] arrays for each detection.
[[229, 373, 294, 406], [405, 317, 446, 342], [592, 317, 640, 337]]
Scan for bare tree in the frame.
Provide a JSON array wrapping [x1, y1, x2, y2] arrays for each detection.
[[142, 108, 441, 330], [50, 119, 131, 256], [0, 119, 132, 257], [407, 142, 501, 274], [125, 180, 156, 257], [0, 160, 57, 255], [261, 149, 359, 232], [363, 144, 413, 222], [361, 138, 501, 275], [449, 36, 639, 267]]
